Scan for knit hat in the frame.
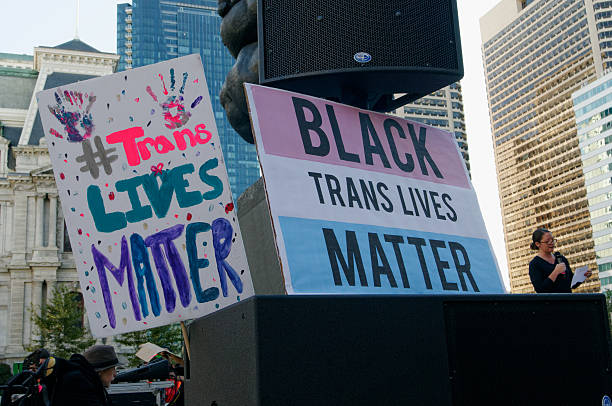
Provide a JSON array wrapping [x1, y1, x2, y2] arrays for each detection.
[[83, 345, 120, 371]]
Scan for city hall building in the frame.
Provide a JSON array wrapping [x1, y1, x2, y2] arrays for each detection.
[[0, 41, 118, 364]]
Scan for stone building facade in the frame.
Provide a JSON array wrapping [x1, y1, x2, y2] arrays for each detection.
[[0, 41, 118, 364]]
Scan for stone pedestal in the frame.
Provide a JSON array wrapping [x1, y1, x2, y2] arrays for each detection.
[[236, 177, 285, 295]]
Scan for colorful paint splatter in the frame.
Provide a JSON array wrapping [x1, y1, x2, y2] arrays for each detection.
[[48, 89, 97, 142], [146, 69, 204, 130]]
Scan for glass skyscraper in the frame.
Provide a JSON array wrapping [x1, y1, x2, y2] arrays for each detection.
[[117, 0, 260, 199], [573, 74, 612, 292]]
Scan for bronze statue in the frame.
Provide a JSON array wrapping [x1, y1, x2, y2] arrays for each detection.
[[218, 0, 259, 143]]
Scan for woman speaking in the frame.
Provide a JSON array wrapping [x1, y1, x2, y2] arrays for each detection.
[[528, 228, 591, 293]]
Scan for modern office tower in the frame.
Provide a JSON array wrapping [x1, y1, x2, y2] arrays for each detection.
[[394, 82, 470, 175], [116, 0, 260, 199], [481, 0, 606, 293], [572, 74, 612, 292]]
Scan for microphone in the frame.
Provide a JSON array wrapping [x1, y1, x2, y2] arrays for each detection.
[[554, 252, 565, 274]]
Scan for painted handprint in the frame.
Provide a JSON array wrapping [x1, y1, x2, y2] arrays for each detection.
[[146, 68, 203, 130], [48, 89, 96, 142]]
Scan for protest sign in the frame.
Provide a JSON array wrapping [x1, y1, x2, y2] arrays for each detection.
[[36, 55, 254, 337], [245, 83, 504, 295]]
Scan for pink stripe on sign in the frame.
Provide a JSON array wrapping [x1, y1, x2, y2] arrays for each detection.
[[249, 85, 469, 189]]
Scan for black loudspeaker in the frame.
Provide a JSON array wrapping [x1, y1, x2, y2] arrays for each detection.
[[257, 0, 463, 111], [185, 295, 612, 406]]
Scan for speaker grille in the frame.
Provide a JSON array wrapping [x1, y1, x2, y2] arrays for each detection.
[[444, 298, 612, 405], [261, 0, 459, 80]]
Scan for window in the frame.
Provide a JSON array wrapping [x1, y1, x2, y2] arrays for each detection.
[[63, 221, 72, 252]]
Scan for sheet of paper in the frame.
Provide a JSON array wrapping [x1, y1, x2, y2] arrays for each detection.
[[135, 343, 168, 362], [571, 266, 589, 287], [136, 342, 183, 365]]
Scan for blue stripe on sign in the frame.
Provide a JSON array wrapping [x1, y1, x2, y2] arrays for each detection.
[[278, 217, 505, 294]]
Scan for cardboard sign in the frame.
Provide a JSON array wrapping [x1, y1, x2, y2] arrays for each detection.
[[245, 83, 504, 295], [37, 55, 254, 337]]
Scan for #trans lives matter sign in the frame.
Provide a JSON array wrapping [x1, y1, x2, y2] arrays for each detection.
[[36, 55, 254, 337], [245, 83, 504, 295]]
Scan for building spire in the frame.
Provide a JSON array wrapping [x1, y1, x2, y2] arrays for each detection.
[[75, 0, 80, 40]]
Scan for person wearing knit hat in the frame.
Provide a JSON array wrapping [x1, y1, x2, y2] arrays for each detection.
[[37, 348, 50, 369], [24, 348, 50, 372], [51, 345, 120, 405], [83, 345, 120, 387]]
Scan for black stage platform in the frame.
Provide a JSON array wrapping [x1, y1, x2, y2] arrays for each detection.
[[185, 294, 612, 405]]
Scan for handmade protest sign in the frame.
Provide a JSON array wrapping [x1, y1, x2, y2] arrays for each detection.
[[245, 83, 504, 295], [36, 55, 254, 337]]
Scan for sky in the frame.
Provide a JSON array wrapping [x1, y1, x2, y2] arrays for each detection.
[[1, 0, 510, 289]]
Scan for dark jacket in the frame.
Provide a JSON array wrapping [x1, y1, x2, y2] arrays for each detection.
[[529, 254, 573, 293], [51, 354, 111, 406]]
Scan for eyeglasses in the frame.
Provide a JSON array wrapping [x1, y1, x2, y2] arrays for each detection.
[[539, 238, 557, 245]]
